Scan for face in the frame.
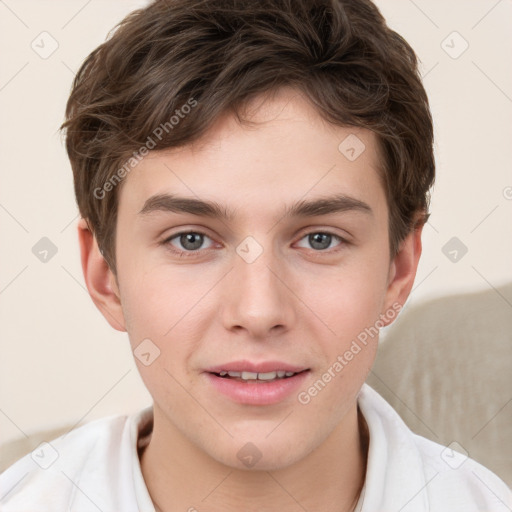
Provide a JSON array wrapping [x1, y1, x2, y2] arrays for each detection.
[[98, 87, 413, 470]]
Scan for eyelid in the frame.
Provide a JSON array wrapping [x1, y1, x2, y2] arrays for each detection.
[[162, 227, 349, 257], [294, 231, 347, 251], [162, 230, 217, 254]]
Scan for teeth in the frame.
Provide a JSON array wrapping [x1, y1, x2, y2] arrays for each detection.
[[241, 371, 258, 380], [220, 370, 298, 381], [257, 371, 278, 380]]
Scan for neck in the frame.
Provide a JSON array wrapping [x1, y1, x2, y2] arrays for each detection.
[[140, 405, 368, 512]]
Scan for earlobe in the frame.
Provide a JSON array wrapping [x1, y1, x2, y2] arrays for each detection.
[[380, 223, 424, 327], [77, 218, 127, 332]]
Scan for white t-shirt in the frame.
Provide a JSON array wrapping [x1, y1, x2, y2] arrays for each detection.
[[1, 384, 511, 511]]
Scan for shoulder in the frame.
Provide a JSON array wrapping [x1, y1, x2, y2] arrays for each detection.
[[358, 384, 512, 511], [0, 410, 147, 512], [412, 430, 512, 510]]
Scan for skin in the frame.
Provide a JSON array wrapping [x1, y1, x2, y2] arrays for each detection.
[[78, 86, 423, 512]]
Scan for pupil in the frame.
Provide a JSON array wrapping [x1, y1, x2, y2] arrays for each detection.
[[310, 233, 331, 250], [181, 233, 203, 250]]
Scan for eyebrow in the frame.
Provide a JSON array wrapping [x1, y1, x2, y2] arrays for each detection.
[[139, 193, 373, 221]]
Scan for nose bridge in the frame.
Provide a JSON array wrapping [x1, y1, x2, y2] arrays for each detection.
[[235, 235, 284, 301], [222, 235, 295, 336], [238, 249, 278, 292]]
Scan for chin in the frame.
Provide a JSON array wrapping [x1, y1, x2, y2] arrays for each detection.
[[207, 434, 311, 472]]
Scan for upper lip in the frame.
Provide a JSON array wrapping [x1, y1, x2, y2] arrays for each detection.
[[205, 360, 309, 374]]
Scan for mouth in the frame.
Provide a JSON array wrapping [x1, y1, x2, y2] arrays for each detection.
[[203, 361, 311, 405], [211, 369, 309, 383]]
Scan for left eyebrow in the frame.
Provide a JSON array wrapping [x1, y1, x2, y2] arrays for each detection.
[[284, 194, 373, 218], [138, 193, 373, 221]]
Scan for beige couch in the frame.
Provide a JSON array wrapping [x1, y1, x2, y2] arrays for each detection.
[[2, 285, 511, 486], [367, 283, 512, 486]]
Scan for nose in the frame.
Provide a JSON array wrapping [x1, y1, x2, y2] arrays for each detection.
[[221, 242, 296, 339]]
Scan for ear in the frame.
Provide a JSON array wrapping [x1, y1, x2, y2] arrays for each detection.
[[77, 218, 126, 332], [380, 222, 424, 327]]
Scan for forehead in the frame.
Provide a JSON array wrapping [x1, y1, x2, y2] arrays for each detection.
[[117, 87, 388, 223]]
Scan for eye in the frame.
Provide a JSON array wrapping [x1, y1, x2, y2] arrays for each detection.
[[161, 229, 347, 257], [296, 231, 346, 251], [164, 231, 215, 254]]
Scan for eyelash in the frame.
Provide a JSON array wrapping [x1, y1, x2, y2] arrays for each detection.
[[161, 230, 348, 258]]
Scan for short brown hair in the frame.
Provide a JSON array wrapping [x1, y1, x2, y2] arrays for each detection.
[[61, 0, 435, 275]]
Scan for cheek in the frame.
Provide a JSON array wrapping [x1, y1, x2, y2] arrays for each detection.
[[118, 263, 213, 369], [306, 258, 389, 336], [118, 272, 194, 401], [298, 252, 390, 388], [296, 280, 384, 416]]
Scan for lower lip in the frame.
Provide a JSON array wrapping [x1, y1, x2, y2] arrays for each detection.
[[204, 371, 310, 405]]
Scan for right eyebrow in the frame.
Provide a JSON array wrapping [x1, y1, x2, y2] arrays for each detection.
[[139, 194, 235, 221]]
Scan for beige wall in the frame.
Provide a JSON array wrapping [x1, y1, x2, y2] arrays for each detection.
[[1, 0, 511, 447]]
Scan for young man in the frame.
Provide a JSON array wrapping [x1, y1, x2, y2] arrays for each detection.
[[1, 0, 510, 510]]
